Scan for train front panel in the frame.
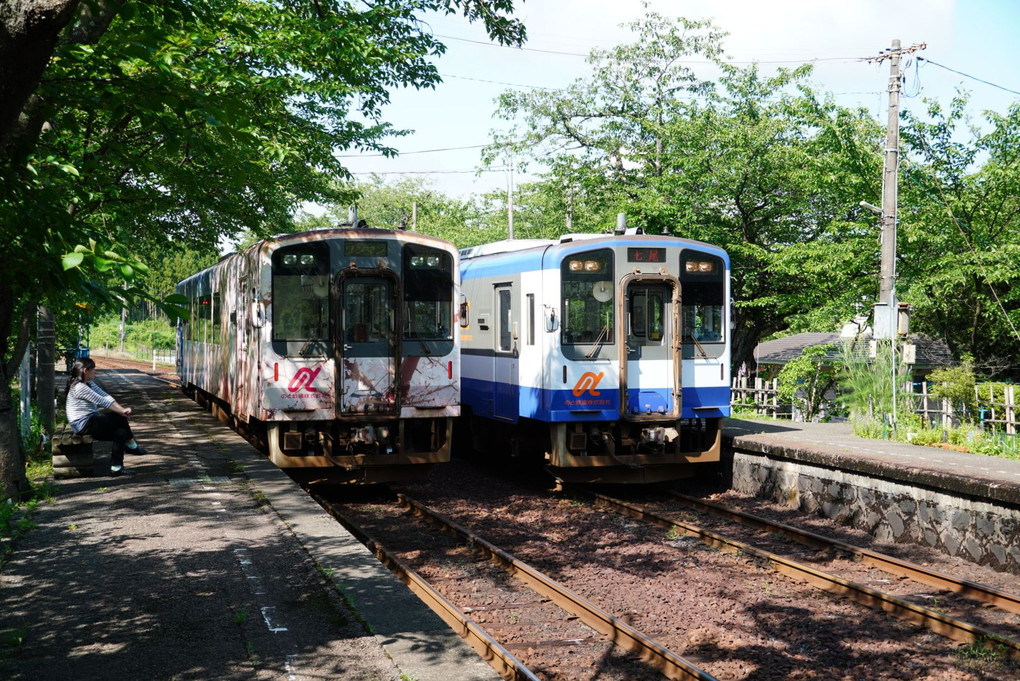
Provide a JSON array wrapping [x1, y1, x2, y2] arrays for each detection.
[[178, 228, 459, 482], [460, 233, 730, 483]]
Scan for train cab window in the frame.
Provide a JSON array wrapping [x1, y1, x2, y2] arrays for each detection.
[[271, 243, 330, 343], [402, 245, 453, 342], [628, 287, 666, 346], [561, 249, 614, 347], [680, 253, 725, 343], [344, 281, 391, 343]]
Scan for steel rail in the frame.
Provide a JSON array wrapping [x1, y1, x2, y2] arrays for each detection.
[[316, 496, 539, 681], [594, 492, 1020, 657], [664, 489, 1020, 615], [397, 493, 719, 681]]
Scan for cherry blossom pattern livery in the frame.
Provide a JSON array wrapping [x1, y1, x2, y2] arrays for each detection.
[[176, 227, 459, 483]]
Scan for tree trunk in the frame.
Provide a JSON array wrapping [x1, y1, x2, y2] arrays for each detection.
[[0, 0, 81, 153], [0, 284, 35, 501], [0, 370, 31, 501]]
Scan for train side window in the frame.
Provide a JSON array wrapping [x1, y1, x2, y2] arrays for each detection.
[[199, 294, 212, 344], [497, 287, 512, 352], [271, 243, 330, 342], [527, 294, 535, 345], [212, 290, 222, 345]]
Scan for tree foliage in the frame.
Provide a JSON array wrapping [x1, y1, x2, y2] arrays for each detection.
[[900, 98, 1020, 375], [0, 0, 526, 499], [486, 11, 886, 370]]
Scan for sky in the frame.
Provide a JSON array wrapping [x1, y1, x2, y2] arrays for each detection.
[[339, 0, 1020, 202]]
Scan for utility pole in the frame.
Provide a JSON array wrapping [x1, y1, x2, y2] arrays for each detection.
[[506, 154, 514, 240], [868, 39, 925, 332], [868, 39, 925, 429]]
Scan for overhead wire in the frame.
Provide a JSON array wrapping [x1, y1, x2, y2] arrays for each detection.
[[917, 57, 1020, 97]]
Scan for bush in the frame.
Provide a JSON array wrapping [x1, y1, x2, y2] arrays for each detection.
[[927, 357, 977, 419]]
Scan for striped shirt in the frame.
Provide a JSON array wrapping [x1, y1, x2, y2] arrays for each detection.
[[66, 381, 115, 433]]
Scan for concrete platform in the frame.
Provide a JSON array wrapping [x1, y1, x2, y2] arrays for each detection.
[[0, 368, 499, 681], [722, 417, 1020, 572]]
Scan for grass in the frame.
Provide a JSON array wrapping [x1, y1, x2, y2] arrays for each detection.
[[0, 627, 27, 663]]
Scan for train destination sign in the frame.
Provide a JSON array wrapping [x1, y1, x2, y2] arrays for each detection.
[[627, 247, 666, 263], [345, 241, 387, 257]]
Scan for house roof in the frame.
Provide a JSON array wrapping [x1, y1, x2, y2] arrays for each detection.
[[754, 332, 954, 369]]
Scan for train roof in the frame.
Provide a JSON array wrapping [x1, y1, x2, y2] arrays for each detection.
[[459, 231, 727, 262]]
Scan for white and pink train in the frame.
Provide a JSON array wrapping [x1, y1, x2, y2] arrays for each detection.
[[176, 227, 459, 483]]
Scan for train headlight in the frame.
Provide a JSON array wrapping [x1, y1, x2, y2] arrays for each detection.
[[568, 259, 583, 271], [685, 260, 716, 274], [584, 260, 601, 272], [300, 254, 315, 265]]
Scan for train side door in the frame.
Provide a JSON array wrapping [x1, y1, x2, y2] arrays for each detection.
[[625, 281, 678, 416], [493, 285, 518, 421], [338, 275, 398, 416]]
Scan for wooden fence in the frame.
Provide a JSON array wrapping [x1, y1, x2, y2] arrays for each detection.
[[976, 383, 1017, 435], [730, 377, 791, 419], [731, 377, 1018, 436]]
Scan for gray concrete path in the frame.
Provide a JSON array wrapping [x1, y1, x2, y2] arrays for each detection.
[[0, 368, 498, 681]]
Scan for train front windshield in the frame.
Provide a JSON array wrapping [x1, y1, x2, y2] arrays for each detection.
[[272, 243, 331, 342], [680, 253, 725, 343], [561, 249, 615, 347], [402, 245, 454, 344]]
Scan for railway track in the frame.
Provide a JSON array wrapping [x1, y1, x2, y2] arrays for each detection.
[[317, 488, 718, 681], [594, 491, 1020, 657]]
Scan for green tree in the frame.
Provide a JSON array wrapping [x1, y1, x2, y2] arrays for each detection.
[[776, 345, 841, 421], [486, 10, 885, 371], [0, 0, 526, 499], [900, 97, 1020, 378]]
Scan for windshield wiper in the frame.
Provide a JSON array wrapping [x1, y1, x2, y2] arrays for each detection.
[[585, 323, 610, 359], [686, 330, 708, 359]]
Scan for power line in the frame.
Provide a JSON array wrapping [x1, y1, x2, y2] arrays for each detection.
[[918, 58, 1020, 97], [350, 168, 508, 175], [434, 32, 865, 66], [441, 73, 561, 91], [337, 144, 487, 159]]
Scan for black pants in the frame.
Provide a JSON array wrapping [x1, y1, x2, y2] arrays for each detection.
[[79, 413, 134, 467]]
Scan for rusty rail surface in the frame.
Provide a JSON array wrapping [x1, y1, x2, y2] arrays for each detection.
[[316, 494, 539, 681], [396, 493, 719, 681], [664, 489, 1020, 615], [594, 492, 1020, 658]]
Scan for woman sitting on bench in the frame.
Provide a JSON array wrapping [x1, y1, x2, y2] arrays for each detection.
[[64, 357, 147, 477]]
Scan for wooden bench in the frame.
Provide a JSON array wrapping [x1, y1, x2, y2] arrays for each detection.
[[51, 425, 95, 479]]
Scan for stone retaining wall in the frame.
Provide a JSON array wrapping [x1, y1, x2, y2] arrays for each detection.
[[729, 451, 1020, 573]]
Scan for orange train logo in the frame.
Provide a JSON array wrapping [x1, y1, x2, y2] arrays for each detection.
[[572, 371, 604, 397], [288, 367, 322, 393]]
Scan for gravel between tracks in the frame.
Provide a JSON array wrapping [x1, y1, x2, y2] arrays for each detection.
[[390, 461, 1020, 681]]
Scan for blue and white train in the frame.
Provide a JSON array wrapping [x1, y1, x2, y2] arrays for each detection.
[[458, 223, 730, 483]]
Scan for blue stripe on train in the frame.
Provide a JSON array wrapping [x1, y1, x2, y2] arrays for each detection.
[[463, 378, 730, 422]]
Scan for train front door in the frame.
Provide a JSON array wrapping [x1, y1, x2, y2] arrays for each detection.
[[625, 281, 679, 417], [337, 275, 398, 416]]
